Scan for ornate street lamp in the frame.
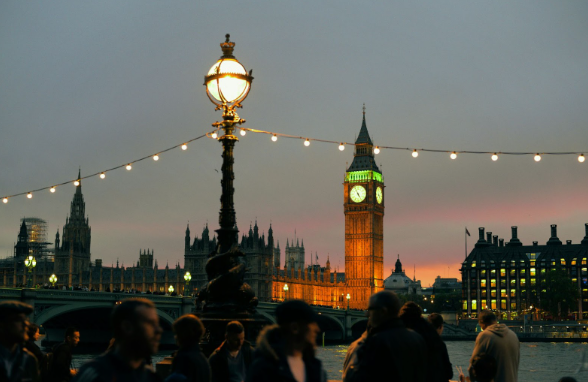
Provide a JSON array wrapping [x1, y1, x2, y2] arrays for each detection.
[[184, 271, 192, 294], [283, 284, 289, 301], [168, 285, 175, 295], [24, 255, 36, 288], [49, 274, 57, 288], [346, 293, 351, 310], [204, 34, 253, 254]]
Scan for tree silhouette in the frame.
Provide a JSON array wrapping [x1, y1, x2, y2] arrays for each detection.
[[540, 266, 578, 319]]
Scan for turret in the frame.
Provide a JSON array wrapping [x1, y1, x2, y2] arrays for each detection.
[[394, 255, 402, 273], [185, 224, 190, 251]]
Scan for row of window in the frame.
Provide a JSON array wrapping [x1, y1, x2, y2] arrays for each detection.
[[469, 258, 588, 268]]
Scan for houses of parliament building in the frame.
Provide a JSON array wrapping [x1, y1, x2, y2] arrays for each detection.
[[1, 112, 385, 309]]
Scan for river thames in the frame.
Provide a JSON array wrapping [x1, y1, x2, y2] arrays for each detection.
[[69, 341, 588, 381]]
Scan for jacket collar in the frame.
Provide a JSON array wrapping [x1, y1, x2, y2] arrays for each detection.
[[368, 317, 405, 336]]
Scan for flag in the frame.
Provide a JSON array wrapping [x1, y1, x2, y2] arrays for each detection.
[[466, 228, 471, 237]]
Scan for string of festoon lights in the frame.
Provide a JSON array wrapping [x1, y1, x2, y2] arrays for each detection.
[[2, 127, 586, 205], [234, 126, 586, 162]]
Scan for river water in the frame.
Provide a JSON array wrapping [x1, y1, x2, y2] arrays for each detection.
[[70, 341, 588, 382]]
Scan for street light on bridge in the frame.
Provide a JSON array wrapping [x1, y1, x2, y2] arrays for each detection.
[[49, 274, 57, 288], [184, 271, 192, 294], [283, 284, 289, 301], [346, 293, 351, 310], [168, 285, 174, 295], [24, 255, 36, 288]]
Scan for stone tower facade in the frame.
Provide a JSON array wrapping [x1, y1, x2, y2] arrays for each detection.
[[285, 238, 305, 272], [139, 249, 154, 268], [344, 111, 385, 309], [184, 221, 279, 302], [54, 170, 92, 287]]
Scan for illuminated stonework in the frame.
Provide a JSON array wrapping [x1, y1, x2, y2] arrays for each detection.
[[344, 112, 385, 309]]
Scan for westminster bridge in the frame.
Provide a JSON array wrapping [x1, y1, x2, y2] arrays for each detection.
[[0, 288, 368, 345]]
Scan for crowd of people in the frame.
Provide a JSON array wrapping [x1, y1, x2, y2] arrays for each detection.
[[0, 290, 582, 382]]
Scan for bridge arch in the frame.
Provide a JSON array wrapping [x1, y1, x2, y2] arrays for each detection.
[[316, 313, 345, 340], [257, 311, 277, 325], [35, 302, 176, 328]]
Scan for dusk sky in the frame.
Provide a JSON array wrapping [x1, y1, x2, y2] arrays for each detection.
[[1, 1, 587, 287]]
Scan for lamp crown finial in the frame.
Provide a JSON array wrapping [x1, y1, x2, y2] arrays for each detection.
[[220, 34, 235, 58]]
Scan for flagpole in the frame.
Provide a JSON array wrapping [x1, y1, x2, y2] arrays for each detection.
[[465, 227, 468, 260]]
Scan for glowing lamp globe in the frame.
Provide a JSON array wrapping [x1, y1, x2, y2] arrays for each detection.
[[204, 34, 253, 108], [579, 154, 585, 163], [184, 271, 192, 282]]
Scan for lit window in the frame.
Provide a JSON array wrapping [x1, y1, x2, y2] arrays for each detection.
[[572, 259, 577, 265], [541, 269, 546, 274], [472, 300, 477, 310], [501, 289, 507, 297], [510, 269, 516, 276], [491, 290, 497, 298], [463, 301, 468, 310], [491, 279, 496, 287], [520, 269, 526, 275], [530, 268, 536, 276], [561, 259, 566, 265], [520, 279, 526, 286], [501, 300, 507, 310], [510, 279, 516, 286], [530, 261, 535, 266], [583, 258, 587, 265], [481, 270, 486, 277], [491, 269, 496, 275], [500, 269, 506, 277], [472, 261, 476, 268], [531, 278, 536, 286], [491, 300, 497, 310], [511, 302, 517, 310], [481, 279, 487, 288], [511, 290, 516, 297]]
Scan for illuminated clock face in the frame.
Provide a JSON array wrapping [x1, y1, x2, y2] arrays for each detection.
[[376, 187, 383, 204], [350, 185, 366, 203]]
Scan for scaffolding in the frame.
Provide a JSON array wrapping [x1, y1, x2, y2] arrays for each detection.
[[20, 217, 53, 259]]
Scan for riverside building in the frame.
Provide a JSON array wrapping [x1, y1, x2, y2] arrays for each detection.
[[461, 224, 588, 320]]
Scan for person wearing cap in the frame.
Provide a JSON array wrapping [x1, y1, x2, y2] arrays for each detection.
[[344, 291, 427, 382], [0, 300, 39, 382], [246, 300, 326, 382]]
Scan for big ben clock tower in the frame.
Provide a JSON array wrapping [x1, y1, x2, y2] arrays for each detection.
[[344, 107, 384, 309]]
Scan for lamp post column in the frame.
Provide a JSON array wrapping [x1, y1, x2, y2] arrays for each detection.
[[217, 123, 238, 253]]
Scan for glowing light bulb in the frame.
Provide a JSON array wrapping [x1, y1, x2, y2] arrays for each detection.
[[450, 151, 457, 160], [412, 149, 419, 158], [374, 146, 380, 154], [271, 134, 278, 142], [100, 172, 106, 179], [491, 153, 498, 161], [126, 164, 132, 170], [578, 154, 585, 163], [27, 193, 32, 199], [240, 129, 246, 136], [153, 154, 159, 161], [181, 143, 188, 150], [74, 180, 80, 186], [211, 131, 218, 139], [304, 139, 310, 147], [2, 197, 7, 204], [534, 154, 541, 162], [339, 143, 345, 151], [50, 187, 56, 193]]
